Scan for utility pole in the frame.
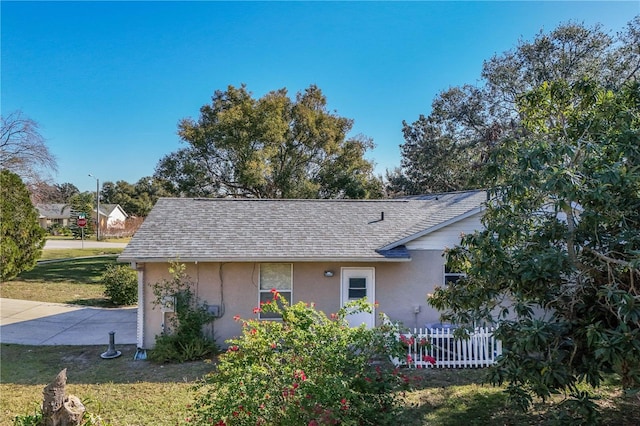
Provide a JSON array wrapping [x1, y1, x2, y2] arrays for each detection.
[[89, 174, 100, 241]]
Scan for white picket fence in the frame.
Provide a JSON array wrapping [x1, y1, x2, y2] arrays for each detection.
[[396, 326, 502, 369]]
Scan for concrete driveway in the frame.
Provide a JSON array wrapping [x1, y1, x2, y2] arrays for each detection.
[[0, 298, 136, 346]]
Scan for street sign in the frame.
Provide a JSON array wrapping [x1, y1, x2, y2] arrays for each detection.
[[77, 218, 87, 227]]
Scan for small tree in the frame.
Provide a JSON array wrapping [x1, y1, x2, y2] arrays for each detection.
[[67, 193, 95, 239], [0, 169, 45, 281], [189, 294, 415, 425], [149, 263, 217, 363]]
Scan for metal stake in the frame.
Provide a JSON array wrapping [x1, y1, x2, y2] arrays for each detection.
[[100, 331, 122, 359]]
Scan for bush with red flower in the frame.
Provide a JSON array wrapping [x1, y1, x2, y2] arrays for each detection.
[[189, 295, 414, 425]]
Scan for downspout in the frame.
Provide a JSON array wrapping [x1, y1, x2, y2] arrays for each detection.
[[133, 262, 147, 360]]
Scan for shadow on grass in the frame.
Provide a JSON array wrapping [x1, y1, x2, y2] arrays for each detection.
[[0, 344, 216, 385], [17, 257, 118, 284], [396, 368, 640, 426]]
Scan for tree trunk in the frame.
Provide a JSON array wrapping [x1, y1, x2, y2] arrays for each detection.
[[42, 369, 86, 426]]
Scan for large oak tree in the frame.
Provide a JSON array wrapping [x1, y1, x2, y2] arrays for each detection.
[[155, 84, 383, 199], [389, 18, 639, 195]]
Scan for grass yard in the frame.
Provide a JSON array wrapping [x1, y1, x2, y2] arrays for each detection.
[[0, 251, 124, 307], [1, 344, 638, 426], [0, 344, 213, 426], [40, 248, 124, 261]]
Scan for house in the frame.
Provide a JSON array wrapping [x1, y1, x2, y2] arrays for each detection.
[[118, 190, 487, 349], [36, 203, 129, 231], [36, 203, 71, 228], [97, 204, 129, 230]]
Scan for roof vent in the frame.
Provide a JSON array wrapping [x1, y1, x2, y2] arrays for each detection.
[[368, 211, 385, 224]]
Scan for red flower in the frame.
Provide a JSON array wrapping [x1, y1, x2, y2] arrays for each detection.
[[228, 345, 239, 352], [294, 369, 307, 381], [406, 354, 413, 364], [233, 315, 241, 321], [340, 398, 348, 410], [253, 306, 262, 314], [250, 328, 257, 335], [215, 421, 226, 426], [423, 355, 437, 365]]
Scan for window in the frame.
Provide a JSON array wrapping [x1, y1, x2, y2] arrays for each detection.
[[444, 265, 465, 286], [348, 277, 367, 300], [259, 263, 292, 319]]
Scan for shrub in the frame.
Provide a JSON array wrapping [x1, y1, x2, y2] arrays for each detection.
[[102, 264, 138, 305], [149, 263, 218, 363], [189, 292, 414, 425]]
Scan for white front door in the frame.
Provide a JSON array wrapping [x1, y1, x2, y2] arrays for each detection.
[[341, 267, 375, 328]]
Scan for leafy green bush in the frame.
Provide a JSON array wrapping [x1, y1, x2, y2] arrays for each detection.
[[46, 224, 72, 236], [149, 263, 217, 363], [102, 264, 138, 305], [189, 292, 414, 425]]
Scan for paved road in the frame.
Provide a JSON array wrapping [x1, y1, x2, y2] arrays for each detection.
[[0, 298, 137, 345], [44, 240, 128, 249]]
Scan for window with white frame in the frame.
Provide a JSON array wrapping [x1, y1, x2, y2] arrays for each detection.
[[444, 265, 466, 286], [259, 263, 292, 319]]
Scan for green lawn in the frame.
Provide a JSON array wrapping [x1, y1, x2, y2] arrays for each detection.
[[1, 344, 638, 426], [40, 248, 124, 260], [0, 344, 213, 426], [0, 253, 124, 307]]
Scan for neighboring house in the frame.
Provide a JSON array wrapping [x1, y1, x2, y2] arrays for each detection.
[[97, 204, 129, 230], [35, 203, 129, 231], [35, 204, 71, 228], [118, 190, 487, 349]]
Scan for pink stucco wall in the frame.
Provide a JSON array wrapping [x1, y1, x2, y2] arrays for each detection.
[[139, 250, 446, 348]]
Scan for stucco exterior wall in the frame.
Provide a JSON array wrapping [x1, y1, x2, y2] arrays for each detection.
[[139, 250, 447, 349]]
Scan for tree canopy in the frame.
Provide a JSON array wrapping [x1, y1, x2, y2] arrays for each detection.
[[0, 110, 57, 189], [429, 79, 640, 419], [389, 18, 639, 195], [101, 177, 169, 217], [155, 84, 383, 199], [0, 170, 46, 281]]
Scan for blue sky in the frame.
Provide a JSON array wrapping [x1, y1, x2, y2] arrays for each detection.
[[2, 1, 637, 192]]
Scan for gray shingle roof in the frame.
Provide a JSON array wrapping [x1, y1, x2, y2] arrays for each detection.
[[118, 190, 486, 263], [36, 204, 71, 219]]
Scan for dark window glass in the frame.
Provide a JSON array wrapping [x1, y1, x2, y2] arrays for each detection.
[[349, 278, 367, 299]]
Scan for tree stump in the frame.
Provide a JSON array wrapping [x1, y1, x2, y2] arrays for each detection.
[[42, 369, 86, 426]]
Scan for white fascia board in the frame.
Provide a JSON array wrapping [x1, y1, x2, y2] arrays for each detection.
[[117, 256, 412, 263], [378, 206, 484, 252]]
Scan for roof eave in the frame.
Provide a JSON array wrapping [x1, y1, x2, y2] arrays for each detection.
[[378, 206, 485, 251], [117, 255, 412, 264]]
